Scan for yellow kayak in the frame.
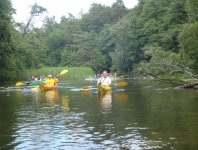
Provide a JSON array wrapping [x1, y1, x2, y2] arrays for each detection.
[[39, 78, 58, 91], [39, 84, 57, 91], [98, 83, 112, 93]]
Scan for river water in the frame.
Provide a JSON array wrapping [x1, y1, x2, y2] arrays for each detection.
[[0, 80, 198, 150]]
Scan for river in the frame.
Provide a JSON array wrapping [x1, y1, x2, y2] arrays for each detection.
[[0, 80, 198, 149]]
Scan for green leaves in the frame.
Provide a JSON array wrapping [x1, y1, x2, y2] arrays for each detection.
[[179, 22, 198, 71], [0, 0, 18, 81], [139, 44, 195, 80], [1, 0, 198, 81]]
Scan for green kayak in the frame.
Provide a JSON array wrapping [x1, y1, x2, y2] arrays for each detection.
[[25, 81, 45, 86]]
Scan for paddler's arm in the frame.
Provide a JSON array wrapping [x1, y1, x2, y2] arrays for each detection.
[[107, 77, 112, 86]]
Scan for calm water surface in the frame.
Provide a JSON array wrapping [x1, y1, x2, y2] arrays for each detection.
[[0, 80, 198, 150]]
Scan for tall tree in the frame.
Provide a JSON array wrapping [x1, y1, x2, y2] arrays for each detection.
[[22, 3, 46, 39], [0, 0, 17, 81]]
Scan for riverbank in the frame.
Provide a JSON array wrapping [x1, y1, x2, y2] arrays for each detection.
[[123, 73, 198, 89]]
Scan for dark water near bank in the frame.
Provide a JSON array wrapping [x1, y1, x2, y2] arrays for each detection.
[[0, 80, 198, 150]]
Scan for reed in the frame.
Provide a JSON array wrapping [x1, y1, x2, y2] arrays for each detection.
[[20, 67, 93, 80]]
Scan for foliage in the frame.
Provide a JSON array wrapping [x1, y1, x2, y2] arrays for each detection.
[[22, 3, 46, 39], [0, 0, 18, 81], [1, 0, 198, 81], [179, 22, 198, 72], [138, 45, 195, 79]]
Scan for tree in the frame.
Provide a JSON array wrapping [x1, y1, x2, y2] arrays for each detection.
[[8, 0, 198, 81], [22, 3, 46, 39], [186, 0, 198, 22], [0, 0, 17, 81], [179, 22, 198, 72]]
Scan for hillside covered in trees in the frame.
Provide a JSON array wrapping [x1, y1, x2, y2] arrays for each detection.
[[0, 0, 198, 82]]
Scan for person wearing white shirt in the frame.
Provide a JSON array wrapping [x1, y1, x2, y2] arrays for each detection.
[[97, 70, 111, 90]]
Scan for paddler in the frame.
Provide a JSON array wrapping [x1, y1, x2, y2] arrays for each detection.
[[45, 74, 58, 86], [97, 70, 111, 92], [29, 76, 35, 82]]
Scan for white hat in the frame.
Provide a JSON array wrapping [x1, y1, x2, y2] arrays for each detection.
[[48, 74, 52, 78]]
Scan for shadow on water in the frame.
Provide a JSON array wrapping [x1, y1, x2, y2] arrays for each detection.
[[0, 80, 198, 149]]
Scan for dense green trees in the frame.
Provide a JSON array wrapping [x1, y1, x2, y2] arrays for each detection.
[[0, 0, 18, 81], [179, 0, 198, 73], [0, 0, 198, 81]]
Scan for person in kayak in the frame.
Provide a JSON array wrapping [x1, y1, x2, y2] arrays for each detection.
[[29, 76, 35, 82], [38, 75, 45, 81], [45, 74, 58, 86], [97, 70, 111, 92]]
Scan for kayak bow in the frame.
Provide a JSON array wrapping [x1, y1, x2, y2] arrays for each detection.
[[39, 84, 57, 91], [39, 78, 58, 91], [98, 83, 112, 93]]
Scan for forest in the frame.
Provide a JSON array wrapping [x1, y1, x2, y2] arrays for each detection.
[[0, 0, 198, 82]]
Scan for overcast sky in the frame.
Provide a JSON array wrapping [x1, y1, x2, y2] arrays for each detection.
[[12, 0, 138, 25]]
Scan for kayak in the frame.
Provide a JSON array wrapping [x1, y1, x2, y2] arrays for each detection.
[[39, 78, 58, 91], [98, 84, 112, 93], [25, 81, 45, 86], [39, 84, 57, 91]]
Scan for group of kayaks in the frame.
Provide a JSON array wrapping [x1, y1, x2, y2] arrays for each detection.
[[16, 70, 68, 92], [18, 79, 113, 93], [19, 78, 112, 93], [15, 69, 127, 93], [17, 81, 127, 93], [17, 78, 59, 92]]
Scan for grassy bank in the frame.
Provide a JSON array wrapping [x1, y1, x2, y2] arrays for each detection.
[[20, 67, 93, 80]]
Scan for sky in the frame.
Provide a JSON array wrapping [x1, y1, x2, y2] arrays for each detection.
[[12, 0, 138, 26]]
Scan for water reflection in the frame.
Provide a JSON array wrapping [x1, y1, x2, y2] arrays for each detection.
[[44, 89, 59, 103], [1, 81, 198, 149], [98, 92, 112, 113], [81, 91, 91, 96], [115, 93, 128, 102], [61, 96, 70, 115]]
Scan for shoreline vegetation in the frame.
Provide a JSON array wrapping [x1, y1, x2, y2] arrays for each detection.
[[20, 67, 93, 81], [1, 66, 197, 90], [0, 0, 198, 89], [127, 73, 198, 89], [18, 66, 198, 89]]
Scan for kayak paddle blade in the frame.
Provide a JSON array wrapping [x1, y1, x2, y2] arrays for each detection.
[[16, 82, 24, 86], [116, 81, 128, 87], [82, 86, 90, 89], [59, 70, 68, 76]]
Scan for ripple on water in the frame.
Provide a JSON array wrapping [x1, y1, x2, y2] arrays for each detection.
[[12, 110, 171, 150], [3, 81, 181, 150]]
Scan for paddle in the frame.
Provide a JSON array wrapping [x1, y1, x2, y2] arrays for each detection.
[[114, 81, 128, 87], [82, 86, 91, 90], [82, 81, 128, 90], [16, 82, 24, 86], [56, 69, 68, 77]]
